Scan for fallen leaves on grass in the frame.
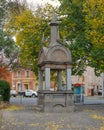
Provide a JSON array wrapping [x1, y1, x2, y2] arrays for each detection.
[[5, 105, 24, 111], [28, 121, 63, 130], [92, 114, 104, 120], [45, 122, 63, 130], [100, 127, 104, 130], [92, 114, 104, 130]]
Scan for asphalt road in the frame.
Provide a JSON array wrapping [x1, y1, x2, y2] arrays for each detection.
[[10, 96, 38, 106], [10, 95, 104, 106]]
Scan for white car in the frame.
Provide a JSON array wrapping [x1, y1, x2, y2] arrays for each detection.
[[10, 90, 18, 97], [24, 89, 38, 97], [98, 89, 102, 95]]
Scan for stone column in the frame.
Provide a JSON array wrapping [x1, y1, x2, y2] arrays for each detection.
[[66, 68, 71, 90], [45, 68, 50, 90], [102, 72, 104, 97], [58, 70, 62, 90], [38, 70, 43, 90]]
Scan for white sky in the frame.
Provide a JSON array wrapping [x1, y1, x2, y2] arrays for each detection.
[[26, 0, 60, 7]]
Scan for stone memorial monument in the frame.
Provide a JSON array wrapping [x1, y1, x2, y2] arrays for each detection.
[[37, 12, 74, 112]]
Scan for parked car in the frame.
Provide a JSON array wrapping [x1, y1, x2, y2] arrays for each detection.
[[23, 89, 38, 97], [18, 91, 25, 96], [10, 90, 18, 97], [98, 89, 102, 95]]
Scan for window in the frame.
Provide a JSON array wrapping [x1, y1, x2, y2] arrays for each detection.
[[17, 71, 21, 77], [26, 71, 29, 77], [24, 84, 28, 89]]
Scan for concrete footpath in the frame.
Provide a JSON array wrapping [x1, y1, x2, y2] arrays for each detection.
[[0, 96, 104, 130], [84, 96, 104, 104]]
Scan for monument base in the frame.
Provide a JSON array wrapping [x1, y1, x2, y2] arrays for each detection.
[[37, 90, 74, 113]]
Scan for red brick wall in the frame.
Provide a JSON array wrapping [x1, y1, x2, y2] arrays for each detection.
[[5, 72, 12, 89], [1, 71, 12, 89]]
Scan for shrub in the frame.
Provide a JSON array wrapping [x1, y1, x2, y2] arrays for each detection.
[[0, 80, 10, 102], [0, 95, 2, 102]]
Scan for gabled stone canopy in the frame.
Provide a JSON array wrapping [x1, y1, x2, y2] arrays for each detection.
[[38, 44, 72, 66]]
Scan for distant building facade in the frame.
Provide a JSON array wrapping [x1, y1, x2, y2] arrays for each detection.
[[71, 66, 102, 96], [11, 68, 37, 92], [3, 66, 102, 95]]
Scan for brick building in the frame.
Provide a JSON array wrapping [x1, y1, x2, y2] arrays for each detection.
[[11, 68, 37, 92], [5, 72, 12, 89]]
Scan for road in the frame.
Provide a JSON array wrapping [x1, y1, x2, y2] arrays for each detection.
[[10, 96, 38, 106], [10, 95, 104, 107]]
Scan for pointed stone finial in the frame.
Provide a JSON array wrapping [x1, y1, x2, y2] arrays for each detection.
[[50, 12, 58, 46], [51, 12, 57, 24]]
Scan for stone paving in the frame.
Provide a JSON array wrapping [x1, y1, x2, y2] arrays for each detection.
[[0, 104, 104, 130]]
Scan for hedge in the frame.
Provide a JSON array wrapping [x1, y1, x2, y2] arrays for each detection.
[[0, 80, 10, 102]]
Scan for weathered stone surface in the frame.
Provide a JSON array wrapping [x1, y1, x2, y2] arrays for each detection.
[[37, 12, 74, 113], [38, 45, 72, 67], [37, 91, 74, 113]]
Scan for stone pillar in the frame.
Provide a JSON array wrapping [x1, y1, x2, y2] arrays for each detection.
[[66, 68, 71, 90], [102, 72, 104, 97], [45, 68, 50, 90], [58, 70, 62, 90], [38, 70, 43, 90]]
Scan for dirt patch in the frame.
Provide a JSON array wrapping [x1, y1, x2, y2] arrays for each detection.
[[0, 101, 9, 109]]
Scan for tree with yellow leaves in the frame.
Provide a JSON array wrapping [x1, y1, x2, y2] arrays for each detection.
[[58, 0, 104, 75], [83, 0, 104, 75], [83, 0, 104, 49], [6, 0, 55, 76]]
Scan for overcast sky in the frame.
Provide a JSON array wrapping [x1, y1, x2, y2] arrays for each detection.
[[26, 0, 60, 7]]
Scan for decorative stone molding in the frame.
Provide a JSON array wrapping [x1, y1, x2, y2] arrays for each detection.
[[46, 45, 71, 63], [38, 44, 72, 66]]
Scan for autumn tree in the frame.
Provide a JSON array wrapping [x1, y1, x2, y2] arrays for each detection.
[[0, 0, 19, 79], [0, 30, 19, 79], [5, 0, 104, 77], [83, 0, 104, 75], [58, 0, 104, 76], [0, 0, 7, 28], [83, 0, 104, 49], [6, 0, 56, 76], [58, 0, 93, 75]]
